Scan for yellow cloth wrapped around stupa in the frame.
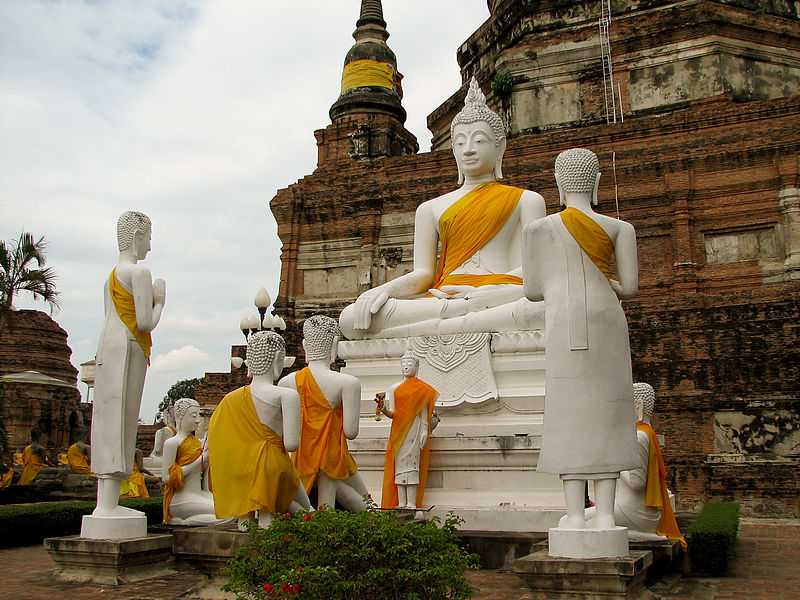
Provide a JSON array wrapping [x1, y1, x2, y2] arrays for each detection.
[[18, 445, 44, 485], [638, 422, 687, 549], [381, 377, 439, 509], [209, 386, 301, 519], [67, 444, 94, 476], [292, 368, 358, 492]]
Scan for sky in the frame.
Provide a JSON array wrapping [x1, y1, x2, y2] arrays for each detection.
[[0, 1, 491, 423]]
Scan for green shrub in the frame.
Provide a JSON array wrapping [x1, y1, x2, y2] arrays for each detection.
[[687, 502, 741, 575], [224, 507, 478, 600], [490, 73, 515, 99], [0, 497, 163, 548]]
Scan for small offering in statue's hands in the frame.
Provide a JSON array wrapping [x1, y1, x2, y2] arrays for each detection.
[[374, 392, 386, 421]]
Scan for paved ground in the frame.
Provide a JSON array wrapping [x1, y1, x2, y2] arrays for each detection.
[[1, 518, 797, 599]]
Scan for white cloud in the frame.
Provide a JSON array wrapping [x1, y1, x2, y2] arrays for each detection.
[[0, 0, 490, 423], [151, 345, 213, 372]]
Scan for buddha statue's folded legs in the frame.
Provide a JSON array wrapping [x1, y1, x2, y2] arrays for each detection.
[[340, 294, 544, 340]]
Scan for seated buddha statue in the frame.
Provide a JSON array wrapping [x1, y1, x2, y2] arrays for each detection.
[[339, 77, 546, 340]]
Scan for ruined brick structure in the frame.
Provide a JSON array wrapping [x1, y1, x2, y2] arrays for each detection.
[[202, 0, 800, 514], [0, 310, 85, 462]]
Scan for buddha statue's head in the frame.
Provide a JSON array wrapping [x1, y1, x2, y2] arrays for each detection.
[[554, 148, 601, 206], [400, 351, 419, 378], [633, 382, 655, 423], [117, 211, 152, 259], [246, 330, 286, 380], [450, 77, 506, 184], [303, 315, 341, 364], [163, 404, 176, 428], [30, 426, 42, 443], [173, 398, 201, 433]]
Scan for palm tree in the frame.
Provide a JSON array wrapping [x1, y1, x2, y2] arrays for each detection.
[[0, 232, 61, 329]]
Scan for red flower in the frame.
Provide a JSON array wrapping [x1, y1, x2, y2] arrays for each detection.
[[281, 584, 290, 593], [284, 513, 291, 520], [296, 568, 303, 573], [283, 536, 290, 542], [303, 513, 312, 521], [292, 584, 301, 594], [263, 583, 274, 593]]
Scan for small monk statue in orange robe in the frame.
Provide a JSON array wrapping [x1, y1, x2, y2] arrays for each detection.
[[18, 426, 47, 485], [379, 353, 439, 510], [67, 427, 93, 476], [279, 315, 370, 510]]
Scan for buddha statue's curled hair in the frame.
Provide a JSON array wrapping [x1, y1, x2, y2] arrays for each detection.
[[117, 211, 152, 251], [303, 315, 341, 361], [450, 77, 506, 146], [633, 382, 655, 419], [246, 331, 285, 376], [554, 148, 600, 193], [173, 398, 200, 427]]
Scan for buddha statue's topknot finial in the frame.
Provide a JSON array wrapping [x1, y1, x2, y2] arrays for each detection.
[[450, 77, 506, 146]]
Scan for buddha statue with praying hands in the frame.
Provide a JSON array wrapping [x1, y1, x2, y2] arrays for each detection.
[[339, 77, 546, 340], [522, 148, 639, 532]]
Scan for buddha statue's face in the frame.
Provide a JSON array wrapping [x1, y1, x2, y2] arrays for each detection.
[[400, 357, 418, 378], [133, 227, 152, 260], [179, 406, 201, 434], [452, 120, 503, 182]]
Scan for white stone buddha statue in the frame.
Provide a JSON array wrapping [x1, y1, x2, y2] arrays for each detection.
[[523, 148, 639, 532], [339, 78, 546, 340], [89, 211, 166, 521], [209, 331, 311, 529], [149, 405, 176, 459], [585, 383, 686, 546], [161, 398, 226, 525], [279, 316, 370, 510]]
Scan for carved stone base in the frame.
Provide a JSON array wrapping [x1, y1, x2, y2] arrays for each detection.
[[514, 548, 654, 600], [340, 332, 565, 532], [44, 534, 173, 584], [171, 523, 253, 575], [80, 513, 147, 540]]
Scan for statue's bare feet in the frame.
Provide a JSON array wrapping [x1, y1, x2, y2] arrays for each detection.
[[558, 514, 586, 529], [593, 514, 615, 529], [92, 504, 143, 518]]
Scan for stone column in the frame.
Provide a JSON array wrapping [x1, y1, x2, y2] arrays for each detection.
[[779, 186, 800, 280]]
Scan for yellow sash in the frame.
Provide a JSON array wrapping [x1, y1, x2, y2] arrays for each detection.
[[14, 452, 23, 466], [381, 377, 439, 509], [109, 268, 152, 364], [163, 436, 201, 521], [638, 422, 687, 549], [67, 444, 94, 476], [432, 182, 524, 292], [292, 368, 358, 492], [209, 386, 301, 518], [560, 207, 613, 280], [0, 468, 12, 488], [18, 445, 44, 485], [121, 461, 148, 497], [341, 59, 395, 92]]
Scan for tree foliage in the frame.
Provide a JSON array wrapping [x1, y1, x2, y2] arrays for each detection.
[[156, 377, 204, 422], [0, 232, 60, 329]]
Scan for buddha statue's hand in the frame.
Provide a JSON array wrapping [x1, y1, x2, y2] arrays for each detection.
[[153, 278, 166, 305], [353, 287, 389, 330], [428, 285, 477, 299], [419, 431, 428, 449]]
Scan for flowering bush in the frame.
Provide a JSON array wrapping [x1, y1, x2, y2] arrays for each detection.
[[223, 506, 478, 600]]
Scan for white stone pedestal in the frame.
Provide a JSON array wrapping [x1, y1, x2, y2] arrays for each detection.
[[81, 513, 147, 540], [339, 331, 565, 532], [548, 526, 629, 559]]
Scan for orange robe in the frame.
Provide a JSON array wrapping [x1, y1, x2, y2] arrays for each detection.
[[0, 468, 12, 488], [209, 386, 301, 518], [18, 445, 44, 485], [560, 207, 614, 280], [163, 436, 201, 522], [67, 444, 94, 476], [381, 377, 439, 509], [638, 422, 687, 549], [120, 461, 149, 498], [431, 181, 525, 292], [109, 267, 153, 364], [292, 368, 358, 492]]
